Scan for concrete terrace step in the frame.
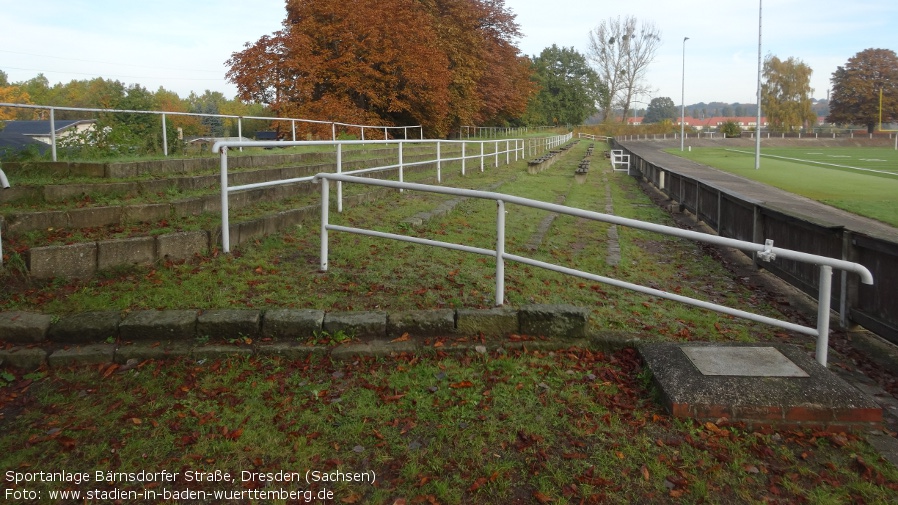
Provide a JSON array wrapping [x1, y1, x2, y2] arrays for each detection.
[[0, 145, 442, 185], [1, 147, 455, 213], [0, 304, 593, 369], [2, 146, 478, 278]]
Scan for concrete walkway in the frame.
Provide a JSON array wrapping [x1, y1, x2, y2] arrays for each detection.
[[618, 138, 898, 240]]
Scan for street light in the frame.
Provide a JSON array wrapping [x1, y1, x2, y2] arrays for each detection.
[[755, 0, 763, 169], [681, 37, 689, 151]]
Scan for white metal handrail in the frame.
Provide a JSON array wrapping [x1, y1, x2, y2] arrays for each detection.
[[314, 173, 873, 367], [212, 134, 573, 254], [0, 102, 424, 160], [610, 149, 631, 173]]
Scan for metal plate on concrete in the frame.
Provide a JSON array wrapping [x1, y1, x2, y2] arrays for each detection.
[[681, 346, 809, 377]]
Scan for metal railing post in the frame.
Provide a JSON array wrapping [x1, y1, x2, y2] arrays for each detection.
[[816, 265, 833, 366], [461, 142, 466, 176], [336, 144, 343, 212], [495, 199, 506, 306], [436, 141, 442, 183], [506, 140, 510, 165], [219, 146, 230, 253], [320, 177, 330, 272], [494, 140, 499, 167], [398, 142, 404, 192], [162, 113, 168, 157], [50, 108, 57, 162], [480, 142, 484, 172], [332, 123, 336, 141], [238, 118, 243, 152], [292, 120, 297, 141]]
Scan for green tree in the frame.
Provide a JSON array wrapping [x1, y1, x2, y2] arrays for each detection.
[[761, 55, 817, 132], [525, 45, 600, 126], [641, 97, 677, 123], [828, 48, 898, 133]]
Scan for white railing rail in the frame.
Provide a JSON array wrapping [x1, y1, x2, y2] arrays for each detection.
[[314, 173, 873, 367], [610, 149, 631, 173], [211, 134, 572, 255], [0, 102, 424, 160], [577, 133, 612, 142]]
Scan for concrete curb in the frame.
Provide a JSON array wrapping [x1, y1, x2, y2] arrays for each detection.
[[0, 304, 618, 370]]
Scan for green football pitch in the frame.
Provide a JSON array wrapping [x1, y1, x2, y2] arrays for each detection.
[[668, 146, 898, 228]]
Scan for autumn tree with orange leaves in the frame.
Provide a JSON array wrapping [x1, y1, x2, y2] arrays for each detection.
[[226, 0, 534, 138]]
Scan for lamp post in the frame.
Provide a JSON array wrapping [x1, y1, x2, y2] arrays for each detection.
[[755, 0, 763, 169], [681, 37, 689, 151]]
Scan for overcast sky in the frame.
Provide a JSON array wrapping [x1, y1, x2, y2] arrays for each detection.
[[2, 0, 896, 107]]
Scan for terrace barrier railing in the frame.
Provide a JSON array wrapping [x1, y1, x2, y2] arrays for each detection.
[[313, 173, 873, 368], [212, 134, 573, 255], [0, 102, 425, 161]]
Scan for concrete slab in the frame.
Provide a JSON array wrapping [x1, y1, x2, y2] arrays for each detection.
[[639, 342, 882, 431], [681, 346, 809, 377]]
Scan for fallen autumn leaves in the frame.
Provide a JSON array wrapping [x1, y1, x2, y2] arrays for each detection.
[[2, 346, 897, 504]]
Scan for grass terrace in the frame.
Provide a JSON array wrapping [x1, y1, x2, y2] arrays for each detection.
[[2, 140, 898, 503]]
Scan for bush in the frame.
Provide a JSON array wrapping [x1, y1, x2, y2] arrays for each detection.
[[720, 121, 742, 138]]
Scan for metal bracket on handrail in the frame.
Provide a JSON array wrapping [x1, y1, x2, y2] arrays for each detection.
[[757, 239, 776, 262]]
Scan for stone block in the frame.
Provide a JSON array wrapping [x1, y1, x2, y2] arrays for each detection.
[[387, 310, 455, 338], [0, 347, 47, 369], [201, 194, 222, 213], [519, 304, 588, 338], [119, 309, 198, 341], [170, 198, 205, 217], [105, 163, 138, 178], [323, 311, 387, 340], [48, 311, 121, 343], [183, 158, 213, 173], [192, 344, 254, 361], [134, 161, 158, 177], [28, 242, 97, 279], [67, 206, 123, 228], [43, 184, 93, 203], [209, 224, 240, 251], [196, 309, 261, 339], [237, 218, 266, 245], [0, 311, 51, 343], [456, 307, 518, 337], [69, 162, 105, 178], [189, 175, 218, 191], [7, 210, 69, 233], [115, 342, 193, 363], [0, 187, 42, 204], [262, 309, 324, 340], [139, 179, 175, 195], [123, 203, 171, 224], [257, 342, 328, 359], [263, 213, 286, 235], [97, 236, 156, 270], [156, 230, 208, 261], [48, 344, 116, 367]]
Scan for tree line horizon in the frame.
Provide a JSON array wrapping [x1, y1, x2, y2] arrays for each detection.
[[2, 1, 896, 139]]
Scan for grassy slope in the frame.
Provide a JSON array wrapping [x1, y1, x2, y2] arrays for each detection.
[[3, 141, 795, 344]]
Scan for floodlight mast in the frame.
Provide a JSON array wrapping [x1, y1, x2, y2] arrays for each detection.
[[681, 37, 689, 151], [755, 0, 762, 170]]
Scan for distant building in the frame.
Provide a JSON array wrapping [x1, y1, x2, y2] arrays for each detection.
[[626, 116, 827, 131], [0, 119, 96, 154]]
